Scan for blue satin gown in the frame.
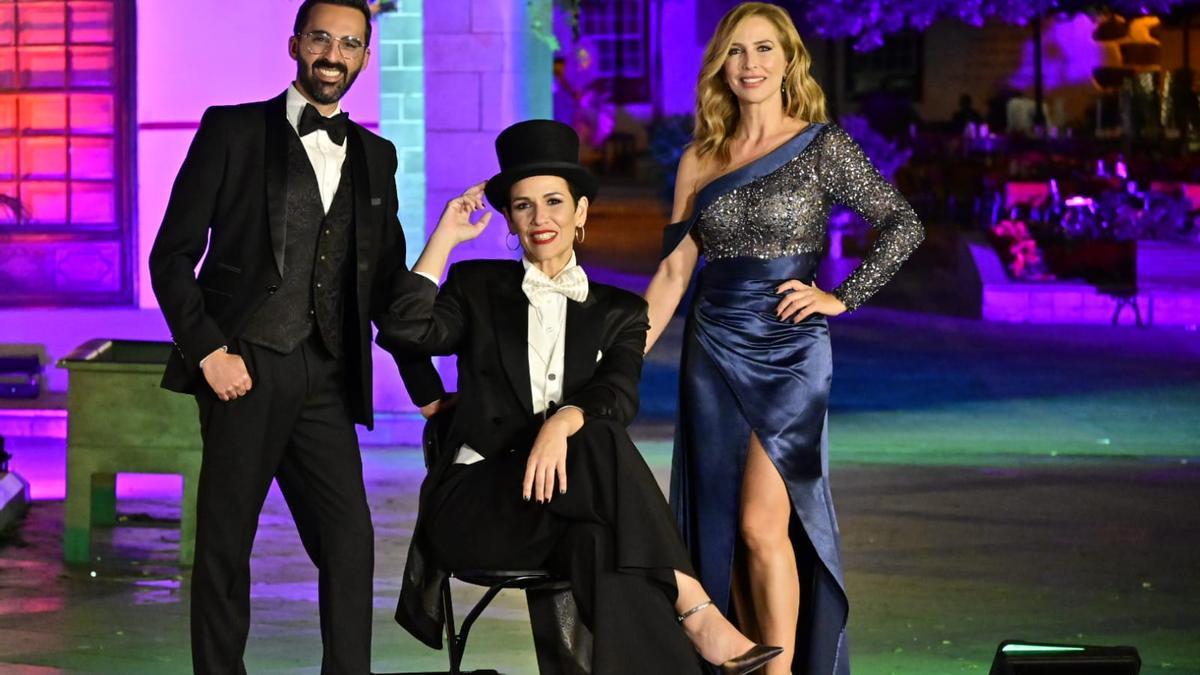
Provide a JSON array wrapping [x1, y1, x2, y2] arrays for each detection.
[[664, 123, 924, 674]]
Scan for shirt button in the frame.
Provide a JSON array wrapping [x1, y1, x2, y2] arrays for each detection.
[[325, 229, 331, 235], [548, 373, 556, 381], [320, 255, 326, 261]]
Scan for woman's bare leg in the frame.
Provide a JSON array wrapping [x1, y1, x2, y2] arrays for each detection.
[[731, 539, 763, 642], [674, 569, 757, 665], [739, 433, 800, 675]]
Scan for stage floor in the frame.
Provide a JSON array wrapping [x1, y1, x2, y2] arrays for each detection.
[[1, 308, 1197, 674]]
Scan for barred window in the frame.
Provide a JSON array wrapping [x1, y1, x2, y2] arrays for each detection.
[[580, 0, 649, 103], [0, 0, 135, 306]]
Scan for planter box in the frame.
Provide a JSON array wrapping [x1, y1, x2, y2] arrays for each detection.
[[970, 239, 1200, 326], [1040, 240, 1134, 286], [57, 339, 201, 565], [1137, 241, 1200, 288]]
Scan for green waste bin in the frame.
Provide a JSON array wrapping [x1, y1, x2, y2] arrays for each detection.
[[58, 339, 201, 565]]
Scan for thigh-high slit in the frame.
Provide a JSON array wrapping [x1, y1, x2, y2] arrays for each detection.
[[670, 254, 850, 674]]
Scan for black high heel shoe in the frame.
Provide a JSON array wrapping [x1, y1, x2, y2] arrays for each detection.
[[677, 601, 785, 675], [721, 644, 785, 674]]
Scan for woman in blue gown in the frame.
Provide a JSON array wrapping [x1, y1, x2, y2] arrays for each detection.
[[643, 4, 924, 674]]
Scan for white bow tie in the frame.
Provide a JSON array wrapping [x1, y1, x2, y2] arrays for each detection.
[[522, 264, 589, 305]]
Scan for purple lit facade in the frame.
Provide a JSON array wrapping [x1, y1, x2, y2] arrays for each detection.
[[0, 9, 1195, 667], [0, 1, 1198, 483]]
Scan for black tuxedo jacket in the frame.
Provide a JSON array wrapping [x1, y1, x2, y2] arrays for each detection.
[[374, 259, 650, 647], [148, 90, 443, 426]]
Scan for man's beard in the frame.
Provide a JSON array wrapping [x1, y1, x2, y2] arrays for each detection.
[[297, 59, 361, 104]]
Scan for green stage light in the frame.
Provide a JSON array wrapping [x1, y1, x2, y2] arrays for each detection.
[[1001, 644, 1086, 654], [990, 640, 1140, 674]]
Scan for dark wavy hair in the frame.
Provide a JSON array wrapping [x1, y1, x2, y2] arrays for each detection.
[[294, 0, 372, 44]]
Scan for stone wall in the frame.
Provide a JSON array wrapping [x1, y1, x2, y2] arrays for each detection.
[[423, 0, 552, 265], [378, 1, 428, 264]]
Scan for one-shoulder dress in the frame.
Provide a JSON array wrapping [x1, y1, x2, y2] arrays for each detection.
[[663, 123, 924, 674]]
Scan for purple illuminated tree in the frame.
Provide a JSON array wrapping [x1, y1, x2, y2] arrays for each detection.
[[801, 0, 1191, 51], [800, 0, 1192, 132]]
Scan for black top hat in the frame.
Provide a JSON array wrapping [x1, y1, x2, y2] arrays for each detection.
[[484, 119, 598, 209]]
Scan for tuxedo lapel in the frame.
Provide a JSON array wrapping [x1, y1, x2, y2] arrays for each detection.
[[563, 287, 606, 398], [491, 265, 535, 414], [347, 124, 373, 266], [264, 91, 289, 278], [346, 125, 373, 323]]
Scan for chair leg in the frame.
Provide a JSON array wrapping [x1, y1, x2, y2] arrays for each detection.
[[442, 577, 462, 675], [457, 584, 508, 650], [377, 579, 569, 675], [441, 577, 547, 675]]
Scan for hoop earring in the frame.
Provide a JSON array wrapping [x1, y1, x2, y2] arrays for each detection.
[[575, 225, 586, 244], [506, 232, 520, 251]]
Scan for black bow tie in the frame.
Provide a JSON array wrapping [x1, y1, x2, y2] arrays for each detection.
[[298, 103, 349, 145]]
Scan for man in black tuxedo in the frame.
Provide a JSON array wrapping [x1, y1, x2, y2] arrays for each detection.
[[148, 1, 442, 672]]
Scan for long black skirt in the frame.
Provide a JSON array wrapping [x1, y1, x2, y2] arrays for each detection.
[[425, 419, 704, 675]]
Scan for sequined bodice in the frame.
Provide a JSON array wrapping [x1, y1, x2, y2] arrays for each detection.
[[694, 124, 924, 311], [697, 142, 828, 262]]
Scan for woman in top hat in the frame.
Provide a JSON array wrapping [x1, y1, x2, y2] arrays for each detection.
[[379, 119, 782, 674]]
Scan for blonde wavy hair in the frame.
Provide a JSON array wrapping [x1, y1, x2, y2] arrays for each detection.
[[693, 2, 828, 166]]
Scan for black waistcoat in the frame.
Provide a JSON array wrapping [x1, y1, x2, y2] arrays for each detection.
[[241, 131, 354, 357]]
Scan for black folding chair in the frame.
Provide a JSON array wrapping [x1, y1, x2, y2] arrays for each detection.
[[379, 402, 591, 675]]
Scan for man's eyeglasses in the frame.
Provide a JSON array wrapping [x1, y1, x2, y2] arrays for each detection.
[[297, 31, 367, 60]]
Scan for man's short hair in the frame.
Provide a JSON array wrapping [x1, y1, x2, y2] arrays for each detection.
[[294, 0, 373, 44]]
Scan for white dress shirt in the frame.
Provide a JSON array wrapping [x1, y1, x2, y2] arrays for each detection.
[[523, 254, 573, 418], [414, 255, 586, 465], [285, 84, 347, 214]]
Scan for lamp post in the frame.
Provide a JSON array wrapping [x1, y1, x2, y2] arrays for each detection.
[[1033, 10, 1047, 133]]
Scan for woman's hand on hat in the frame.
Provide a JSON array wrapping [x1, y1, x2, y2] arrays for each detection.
[[432, 182, 492, 246], [413, 183, 491, 281]]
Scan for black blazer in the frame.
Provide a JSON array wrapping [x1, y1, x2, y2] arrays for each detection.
[[148, 90, 443, 426], [375, 259, 650, 648]]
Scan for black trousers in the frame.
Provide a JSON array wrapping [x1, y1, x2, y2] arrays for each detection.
[[192, 336, 372, 675], [425, 419, 705, 675]]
